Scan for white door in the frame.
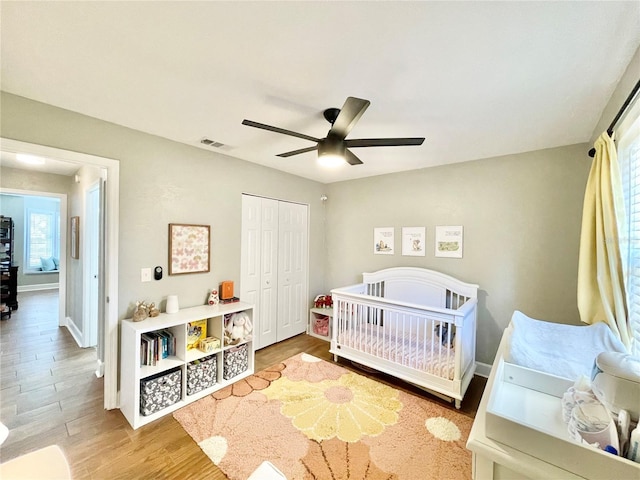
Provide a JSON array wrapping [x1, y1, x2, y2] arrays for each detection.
[[241, 195, 308, 349], [277, 201, 308, 342], [240, 196, 261, 345], [259, 199, 279, 348], [95, 178, 106, 375], [83, 181, 101, 348], [240, 195, 278, 350]]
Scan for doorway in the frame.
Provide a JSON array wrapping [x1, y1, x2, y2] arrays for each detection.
[[0, 138, 119, 409], [0, 190, 67, 326]]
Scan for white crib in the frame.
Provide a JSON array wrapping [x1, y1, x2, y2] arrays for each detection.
[[330, 267, 478, 408]]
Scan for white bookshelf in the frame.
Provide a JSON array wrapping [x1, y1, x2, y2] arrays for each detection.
[[120, 301, 254, 429]]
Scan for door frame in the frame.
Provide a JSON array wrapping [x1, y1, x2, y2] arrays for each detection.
[[1, 138, 120, 409]]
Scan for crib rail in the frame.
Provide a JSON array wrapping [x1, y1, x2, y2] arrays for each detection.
[[330, 282, 477, 391]]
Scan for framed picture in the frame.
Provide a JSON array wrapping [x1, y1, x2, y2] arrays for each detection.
[[70, 216, 80, 259], [402, 227, 426, 256], [169, 223, 210, 275], [374, 227, 395, 255], [435, 225, 463, 258]]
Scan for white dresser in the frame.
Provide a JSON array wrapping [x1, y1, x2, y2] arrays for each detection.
[[467, 334, 640, 480]]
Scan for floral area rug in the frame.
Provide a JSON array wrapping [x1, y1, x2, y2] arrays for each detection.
[[173, 353, 473, 480]]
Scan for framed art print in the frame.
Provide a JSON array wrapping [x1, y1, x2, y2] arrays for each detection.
[[402, 227, 426, 256], [374, 227, 395, 255], [169, 223, 210, 275], [70, 216, 80, 259], [435, 225, 463, 258]]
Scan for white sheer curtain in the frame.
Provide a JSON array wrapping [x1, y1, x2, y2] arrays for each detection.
[[616, 101, 640, 356], [577, 132, 631, 350]]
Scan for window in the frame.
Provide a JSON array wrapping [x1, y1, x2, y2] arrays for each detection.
[[24, 198, 60, 271], [617, 99, 640, 356]]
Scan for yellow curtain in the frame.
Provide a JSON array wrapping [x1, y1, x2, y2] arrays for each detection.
[[577, 131, 631, 349]]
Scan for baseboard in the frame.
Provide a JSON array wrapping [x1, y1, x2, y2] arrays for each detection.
[[475, 361, 492, 378], [18, 283, 60, 292], [65, 317, 83, 348], [95, 359, 105, 378]]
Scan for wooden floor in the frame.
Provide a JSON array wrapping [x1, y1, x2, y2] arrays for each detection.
[[1, 290, 486, 479]]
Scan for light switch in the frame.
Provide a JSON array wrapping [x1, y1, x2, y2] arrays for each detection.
[[141, 268, 152, 282]]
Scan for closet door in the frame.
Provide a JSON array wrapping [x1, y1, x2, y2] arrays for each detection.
[[240, 195, 278, 350], [259, 199, 279, 348], [277, 201, 308, 342]]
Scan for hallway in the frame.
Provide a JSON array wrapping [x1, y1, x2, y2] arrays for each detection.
[[0, 290, 100, 462]]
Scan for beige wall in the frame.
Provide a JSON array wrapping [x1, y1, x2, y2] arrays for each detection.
[[0, 92, 327, 324], [326, 144, 591, 364], [0, 166, 72, 194]]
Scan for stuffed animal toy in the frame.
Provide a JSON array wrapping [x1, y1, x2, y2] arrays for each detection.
[[208, 289, 219, 306], [434, 323, 456, 348], [314, 294, 333, 308], [225, 312, 253, 344], [132, 301, 149, 322], [324, 295, 333, 308]]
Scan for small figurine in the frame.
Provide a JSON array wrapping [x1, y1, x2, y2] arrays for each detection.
[[132, 301, 149, 322], [148, 302, 160, 317], [208, 289, 219, 305]]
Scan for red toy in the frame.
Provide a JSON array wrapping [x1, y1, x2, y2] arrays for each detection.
[[314, 294, 333, 309]]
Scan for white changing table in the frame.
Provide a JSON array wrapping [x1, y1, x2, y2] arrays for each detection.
[[467, 333, 640, 480]]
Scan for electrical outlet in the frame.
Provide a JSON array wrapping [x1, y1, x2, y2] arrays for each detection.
[[141, 268, 152, 283]]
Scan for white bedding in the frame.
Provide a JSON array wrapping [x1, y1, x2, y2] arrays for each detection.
[[337, 324, 456, 380], [505, 310, 627, 380]]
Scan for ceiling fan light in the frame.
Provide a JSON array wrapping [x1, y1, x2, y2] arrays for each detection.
[[318, 153, 345, 168], [318, 137, 346, 167]]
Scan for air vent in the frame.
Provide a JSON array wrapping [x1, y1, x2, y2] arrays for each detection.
[[200, 137, 225, 148]]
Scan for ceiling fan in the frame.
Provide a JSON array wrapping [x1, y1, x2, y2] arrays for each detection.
[[242, 97, 425, 166]]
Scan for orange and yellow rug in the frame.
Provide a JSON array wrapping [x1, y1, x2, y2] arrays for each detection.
[[173, 353, 472, 480]]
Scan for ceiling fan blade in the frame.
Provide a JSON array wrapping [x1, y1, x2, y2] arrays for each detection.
[[345, 138, 425, 148], [344, 149, 364, 166], [329, 97, 370, 139], [242, 119, 320, 143], [277, 146, 319, 158]]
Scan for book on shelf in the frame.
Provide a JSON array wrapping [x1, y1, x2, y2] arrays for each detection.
[[140, 329, 176, 366], [187, 319, 207, 350], [219, 296, 240, 304]]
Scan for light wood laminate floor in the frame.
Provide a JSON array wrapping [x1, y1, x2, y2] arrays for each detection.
[[0, 290, 485, 479]]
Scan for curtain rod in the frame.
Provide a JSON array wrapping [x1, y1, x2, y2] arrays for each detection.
[[589, 78, 640, 157]]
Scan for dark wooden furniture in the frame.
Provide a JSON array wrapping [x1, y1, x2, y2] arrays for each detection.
[[1, 216, 18, 319]]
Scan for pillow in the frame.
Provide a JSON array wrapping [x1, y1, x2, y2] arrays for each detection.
[[52, 257, 59, 269], [40, 256, 56, 271]]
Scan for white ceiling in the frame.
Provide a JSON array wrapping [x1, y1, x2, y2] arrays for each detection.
[[0, 151, 80, 177], [1, 1, 639, 184]]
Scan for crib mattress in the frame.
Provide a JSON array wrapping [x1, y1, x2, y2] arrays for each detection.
[[337, 324, 456, 380]]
